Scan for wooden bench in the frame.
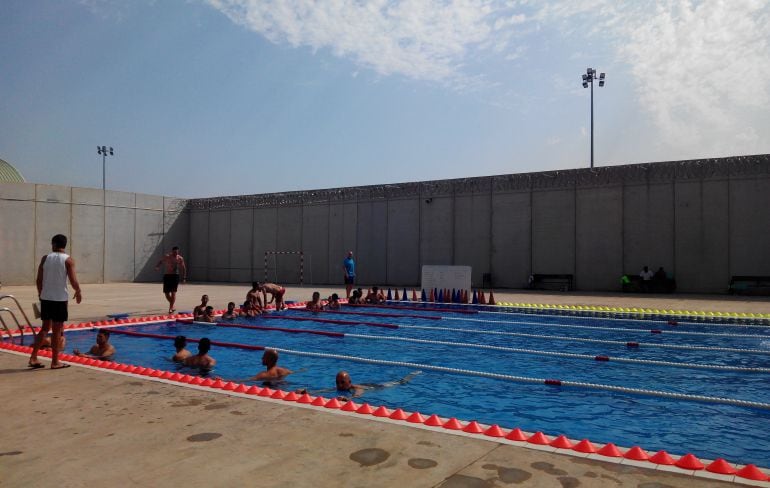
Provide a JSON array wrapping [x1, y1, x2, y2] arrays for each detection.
[[531, 274, 574, 291], [729, 276, 770, 295]]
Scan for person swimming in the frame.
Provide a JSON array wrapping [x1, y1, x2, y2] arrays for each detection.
[[172, 335, 191, 362], [250, 348, 292, 384], [183, 337, 216, 370]]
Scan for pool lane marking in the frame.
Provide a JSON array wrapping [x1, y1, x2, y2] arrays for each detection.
[[261, 314, 399, 329], [346, 304, 478, 314], [289, 309, 443, 320], [88, 328, 770, 410], [207, 321, 770, 373], [444, 316, 770, 338], [279, 313, 770, 355], [475, 309, 770, 330]]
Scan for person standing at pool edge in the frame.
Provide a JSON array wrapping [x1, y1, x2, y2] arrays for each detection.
[[155, 246, 186, 314], [343, 251, 356, 299], [28, 234, 82, 370]]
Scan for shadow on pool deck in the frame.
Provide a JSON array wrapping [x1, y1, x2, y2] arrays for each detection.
[[1, 283, 765, 487]]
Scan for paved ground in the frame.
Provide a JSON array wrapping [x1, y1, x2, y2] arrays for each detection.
[[2, 283, 768, 487]]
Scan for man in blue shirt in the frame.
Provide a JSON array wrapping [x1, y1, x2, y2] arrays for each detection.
[[343, 251, 356, 299]]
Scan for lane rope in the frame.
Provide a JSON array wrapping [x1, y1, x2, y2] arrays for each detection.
[[100, 327, 770, 410], [444, 316, 770, 339]]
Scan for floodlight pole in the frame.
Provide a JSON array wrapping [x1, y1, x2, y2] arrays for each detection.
[[581, 68, 605, 169], [97, 145, 114, 192]]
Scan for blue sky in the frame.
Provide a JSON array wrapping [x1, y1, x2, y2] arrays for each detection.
[[2, 0, 769, 198]]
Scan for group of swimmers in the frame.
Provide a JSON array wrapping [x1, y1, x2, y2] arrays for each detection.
[[170, 334, 419, 401]]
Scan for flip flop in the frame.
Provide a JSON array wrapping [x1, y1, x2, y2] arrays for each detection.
[[28, 363, 45, 369], [50, 364, 71, 370]]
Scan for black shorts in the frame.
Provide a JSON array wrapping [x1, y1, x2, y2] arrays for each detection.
[[163, 274, 180, 293], [40, 300, 68, 322], [344, 276, 355, 285]]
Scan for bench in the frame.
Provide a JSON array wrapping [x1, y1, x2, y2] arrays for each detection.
[[729, 276, 770, 295], [530, 274, 574, 291]]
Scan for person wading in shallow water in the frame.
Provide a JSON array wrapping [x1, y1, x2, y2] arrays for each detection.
[[28, 234, 82, 370]]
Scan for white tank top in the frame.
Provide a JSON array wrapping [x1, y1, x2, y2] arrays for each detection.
[[40, 252, 69, 302]]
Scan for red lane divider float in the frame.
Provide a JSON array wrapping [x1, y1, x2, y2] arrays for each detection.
[[215, 322, 344, 338], [288, 309, 443, 320], [107, 329, 266, 351], [346, 304, 478, 315], [260, 314, 399, 329]]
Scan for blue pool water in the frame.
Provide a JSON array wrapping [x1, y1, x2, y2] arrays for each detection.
[[53, 304, 770, 466]]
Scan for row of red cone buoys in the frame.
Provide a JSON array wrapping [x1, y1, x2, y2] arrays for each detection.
[[1, 337, 767, 482]]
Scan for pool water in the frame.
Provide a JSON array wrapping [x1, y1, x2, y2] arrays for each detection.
[[55, 304, 770, 466]]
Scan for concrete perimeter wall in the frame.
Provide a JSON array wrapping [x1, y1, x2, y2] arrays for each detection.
[[4, 155, 769, 293], [187, 155, 770, 293], [0, 183, 188, 285]]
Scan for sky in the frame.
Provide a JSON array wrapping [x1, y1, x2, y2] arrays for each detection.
[[1, 0, 769, 198]]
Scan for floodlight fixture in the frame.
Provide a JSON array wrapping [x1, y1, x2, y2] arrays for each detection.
[[97, 144, 115, 191], [581, 67, 606, 168]]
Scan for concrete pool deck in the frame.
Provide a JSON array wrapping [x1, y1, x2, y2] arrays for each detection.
[[2, 283, 769, 487]]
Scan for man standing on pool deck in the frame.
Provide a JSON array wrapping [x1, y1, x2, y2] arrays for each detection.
[[155, 246, 186, 314], [343, 251, 356, 299], [28, 234, 82, 370]]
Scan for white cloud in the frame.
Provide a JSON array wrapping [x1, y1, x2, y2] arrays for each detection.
[[536, 0, 770, 156], [205, 0, 528, 84]]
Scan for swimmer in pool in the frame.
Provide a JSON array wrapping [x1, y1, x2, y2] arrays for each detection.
[[172, 335, 191, 362], [250, 349, 292, 383], [183, 337, 216, 370], [258, 282, 287, 311], [296, 370, 422, 401], [221, 302, 239, 320], [306, 291, 322, 312], [73, 329, 115, 361]]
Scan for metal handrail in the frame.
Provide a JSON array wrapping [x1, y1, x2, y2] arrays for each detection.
[[0, 308, 25, 344], [0, 294, 37, 343], [0, 312, 13, 340]]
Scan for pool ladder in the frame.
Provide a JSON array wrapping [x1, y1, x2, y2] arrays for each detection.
[[0, 294, 37, 344]]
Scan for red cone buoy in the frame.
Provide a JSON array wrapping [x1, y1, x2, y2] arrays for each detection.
[[412, 290, 417, 301], [549, 435, 573, 449], [423, 414, 443, 426], [478, 291, 486, 304], [389, 408, 408, 420], [705, 459, 737, 475], [189, 377, 204, 385], [675, 453, 704, 470], [324, 398, 342, 409], [429, 289, 435, 302], [394, 289, 400, 300], [527, 432, 550, 445], [149, 369, 163, 377], [488, 291, 496, 305], [200, 378, 214, 387], [442, 418, 464, 430], [597, 443, 623, 457], [572, 439, 598, 453], [735, 464, 769, 481], [406, 412, 426, 423], [222, 381, 237, 390], [233, 384, 248, 393], [281, 391, 298, 401], [271, 390, 287, 400], [505, 428, 528, 441], [623, 446, 649, 461], [296, 392, 313, 403], [483, 425, 506, 437], [340, 400, 358, 412], [245, 385, 261, 395], [310, 396, 326, 406], [372, 406, 391, 417], [258, 387, 274, 397], [169, 372, 183, 382], [462, 421, 484, 434], [356, 403, 374, 414], [649, 450, 677, 465]]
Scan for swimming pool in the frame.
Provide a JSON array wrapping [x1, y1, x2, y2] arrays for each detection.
[[19, 303, 770, 469]]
